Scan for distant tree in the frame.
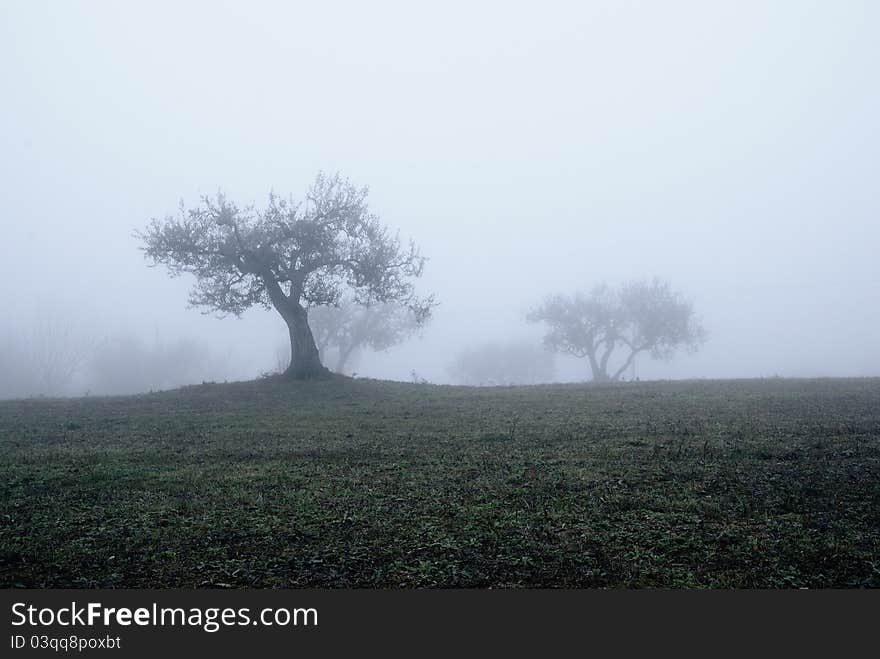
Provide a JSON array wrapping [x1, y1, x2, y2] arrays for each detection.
[[30, 316, 94, 395], [448, 341, 555, 386], [139, 173, 433, 378], [527, 278, 706, 382], [0, 316, 95, 398], [308, 298, 428, 374], [87, 333, 226, 395]]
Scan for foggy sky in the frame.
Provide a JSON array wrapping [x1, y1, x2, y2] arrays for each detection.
[[2, 0, 879, 393]]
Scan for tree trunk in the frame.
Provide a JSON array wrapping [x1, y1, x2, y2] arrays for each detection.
[[283, 305, 329, 379], [334, 343, 358, 374], [587, 351, 609, 382], [262, 277, 330, 379], [611, 348, 640, 382]]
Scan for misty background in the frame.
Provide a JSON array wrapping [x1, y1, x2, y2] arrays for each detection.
[[1, 0, 878, 397]]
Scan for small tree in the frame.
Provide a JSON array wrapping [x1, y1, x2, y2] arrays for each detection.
[[528, 278, 706, 382], [0, 315, 95, 398], [30, 315, 94, 396], [140, 173, 433, 378], [307, 298, 427, 374]]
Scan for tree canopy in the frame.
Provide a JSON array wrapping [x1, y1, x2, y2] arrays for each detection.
[[528, 278, 706, 382], [140, 172, 433, 378]]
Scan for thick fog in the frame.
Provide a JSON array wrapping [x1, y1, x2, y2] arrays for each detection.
[[2, 1, 878, 397]]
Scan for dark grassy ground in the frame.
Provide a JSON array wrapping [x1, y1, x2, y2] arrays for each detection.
[[1, 377, 878, 588]]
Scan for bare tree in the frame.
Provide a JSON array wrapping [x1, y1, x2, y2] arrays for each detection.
[[139, 172, 433, 378], [307, 298, 428, 374], [528, 278, 706, 382], [30, 315, 94, 395]]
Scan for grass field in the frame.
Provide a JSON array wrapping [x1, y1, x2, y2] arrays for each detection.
[[1, 377, 878, 588]]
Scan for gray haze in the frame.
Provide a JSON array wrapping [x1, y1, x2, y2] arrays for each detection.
[[2, 0, 879, 396]]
